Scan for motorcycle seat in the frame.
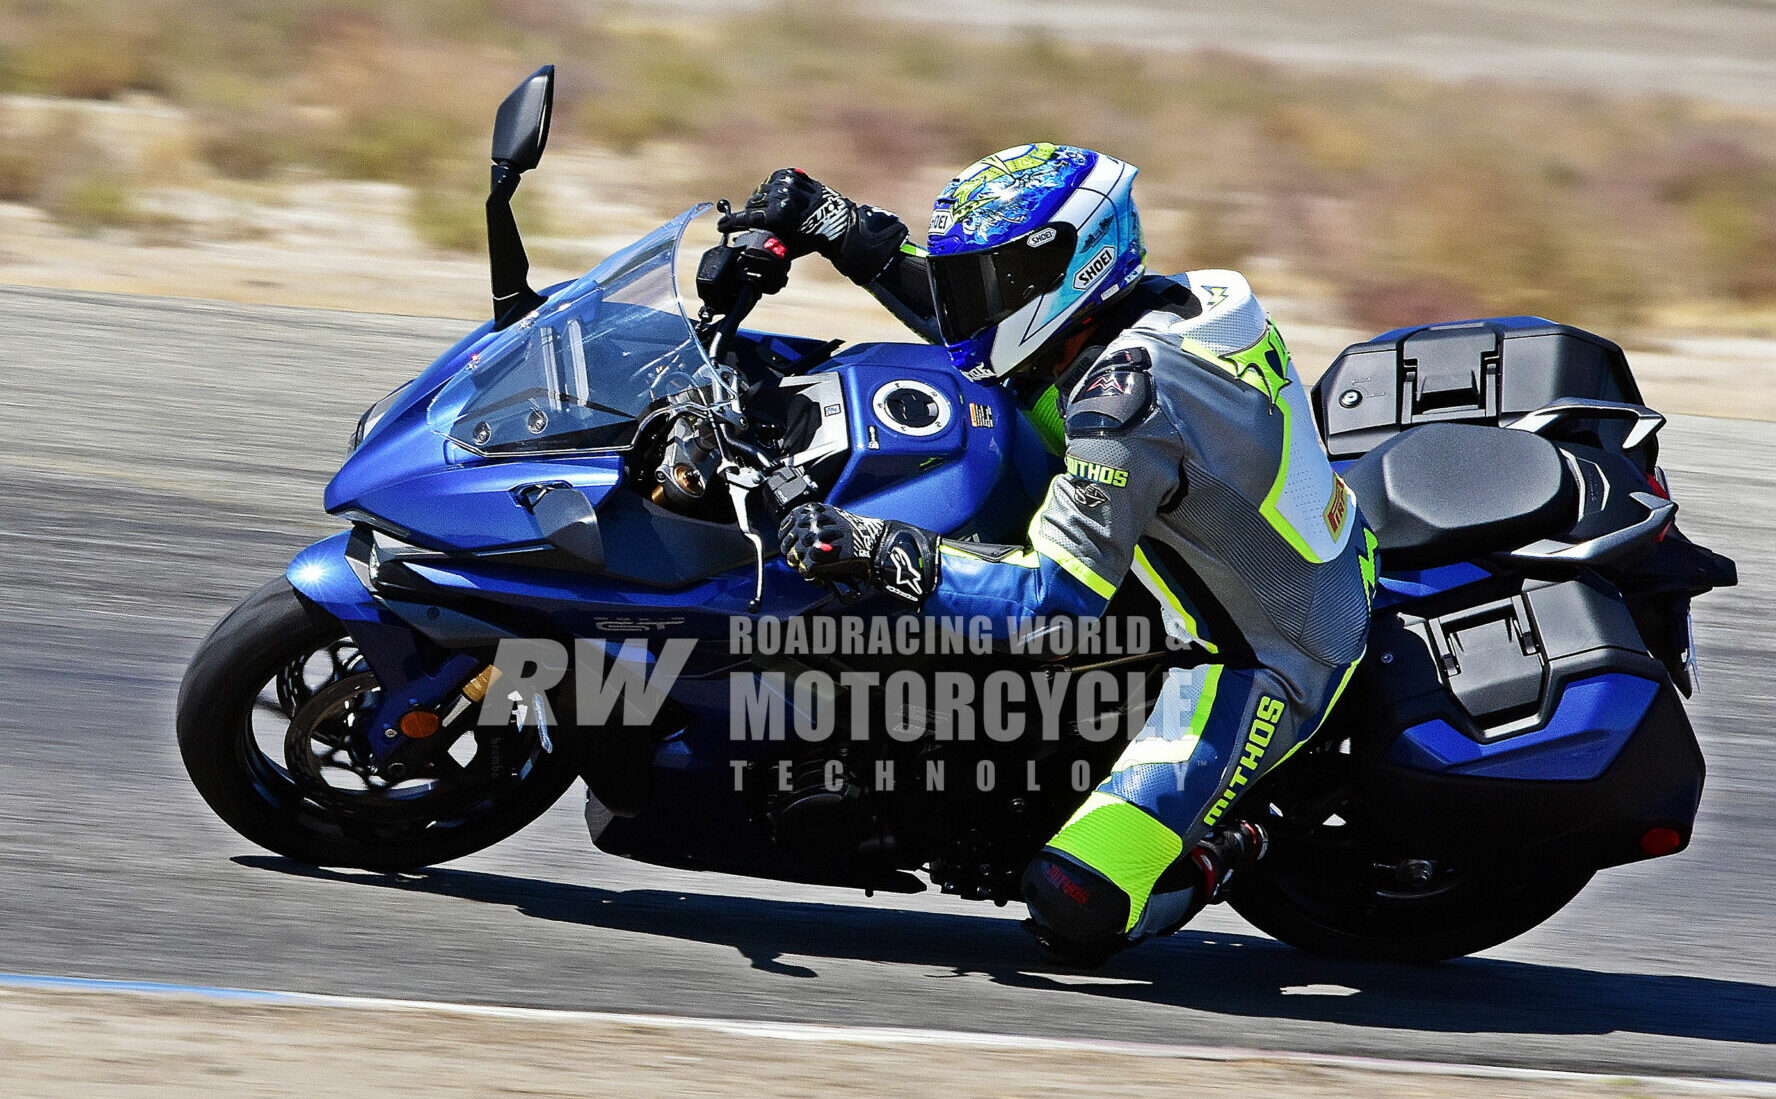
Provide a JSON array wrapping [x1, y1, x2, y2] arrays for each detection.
[[1340, 422, 1576, 570]]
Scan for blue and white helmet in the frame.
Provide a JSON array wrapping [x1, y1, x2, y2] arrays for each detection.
[[926, 143, 1145, 382]]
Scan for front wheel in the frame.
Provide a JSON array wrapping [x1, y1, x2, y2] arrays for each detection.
[[177, 578, 578, 871]]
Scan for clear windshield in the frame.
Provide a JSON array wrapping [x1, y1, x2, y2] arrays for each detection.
[[428, 204, 729, 456]]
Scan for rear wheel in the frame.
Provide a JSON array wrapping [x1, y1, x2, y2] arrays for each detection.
[[1228, 738, 1593, 962], [177, 578, 578, 871]]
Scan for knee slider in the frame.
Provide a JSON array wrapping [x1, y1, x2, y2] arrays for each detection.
[[1021, 849, 1129, 945]]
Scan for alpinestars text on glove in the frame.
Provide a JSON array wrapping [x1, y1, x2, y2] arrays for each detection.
[[777, 502, 940, 604]]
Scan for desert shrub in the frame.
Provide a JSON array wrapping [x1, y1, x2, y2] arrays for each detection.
[[411, 185, 483, 253], [196, 112, 297, 180], [48, 172, 139, 231], [1343, 277, 1488, 334], [6, 18, 163, 100], [410, 159, 550, 253], [324, 109, 471, 183], [0, 147, 48, 203], [4, 0, 1776, 329]]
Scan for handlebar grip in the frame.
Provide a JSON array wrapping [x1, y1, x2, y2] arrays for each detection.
[[731, 228, 780, 250], [732, 231, 790, 296]]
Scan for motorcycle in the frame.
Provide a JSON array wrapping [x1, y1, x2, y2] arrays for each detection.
[[178, 66, 1737, 962]]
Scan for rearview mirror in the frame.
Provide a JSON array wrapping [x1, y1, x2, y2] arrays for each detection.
[[492, 65, 554, 172]]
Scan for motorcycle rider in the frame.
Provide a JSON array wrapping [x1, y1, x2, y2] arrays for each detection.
[[724, 145, 1378, 959]]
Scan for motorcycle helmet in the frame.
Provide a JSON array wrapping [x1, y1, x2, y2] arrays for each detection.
[[926, 143, 1146, 382]]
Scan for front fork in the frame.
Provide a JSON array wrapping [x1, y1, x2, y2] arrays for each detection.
[[287, 531, 492, 765]]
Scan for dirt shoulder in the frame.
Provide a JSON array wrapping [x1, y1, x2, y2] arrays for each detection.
[[2, 161, 1769, 423], [3, 985, 1767, 1099], [4, 211, 1765, 422]]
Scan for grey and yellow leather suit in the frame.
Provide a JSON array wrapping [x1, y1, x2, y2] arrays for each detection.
[[914, 270, 1379, 946]]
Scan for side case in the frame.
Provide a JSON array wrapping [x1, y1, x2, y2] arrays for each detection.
[[1341, 573, 1704, 869]]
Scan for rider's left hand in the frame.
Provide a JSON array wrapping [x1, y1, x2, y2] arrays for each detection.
[[718, 168, 854, 261], [778, 502, 940, 604]]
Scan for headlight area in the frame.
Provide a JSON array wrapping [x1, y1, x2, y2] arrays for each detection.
[[348, 380, 416, 454]]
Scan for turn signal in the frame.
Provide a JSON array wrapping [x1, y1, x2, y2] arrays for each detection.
[[399, 710, 442, 739], [1639, 827, 1684, 856]]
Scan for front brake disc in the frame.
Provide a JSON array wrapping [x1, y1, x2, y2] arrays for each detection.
[[284, 672, 383, 806]]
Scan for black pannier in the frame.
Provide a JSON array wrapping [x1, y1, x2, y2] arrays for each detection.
[[1312, 316, 1643, 460]]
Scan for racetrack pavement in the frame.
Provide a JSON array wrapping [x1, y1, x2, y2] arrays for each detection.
[[6, 979, 1776, 1098], [1, 285, 1773, 1083]]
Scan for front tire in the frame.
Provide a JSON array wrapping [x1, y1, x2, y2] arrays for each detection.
[[177, 578, 578, 871]]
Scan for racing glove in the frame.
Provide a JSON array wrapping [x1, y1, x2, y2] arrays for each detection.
[[777, 502, 939, 604], [718, 168, 909, 286], [697, 231, 791, 308]]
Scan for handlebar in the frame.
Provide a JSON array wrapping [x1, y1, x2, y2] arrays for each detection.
[[706, 282, 760, 366], [697, 217, 786, 342]]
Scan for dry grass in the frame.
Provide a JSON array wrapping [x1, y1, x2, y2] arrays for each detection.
[[5, 0, 1776, 332]]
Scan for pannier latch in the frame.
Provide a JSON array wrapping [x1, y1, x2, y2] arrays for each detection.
[[1425, 596, 1546, 734], [1401, 324, 1501, 424]]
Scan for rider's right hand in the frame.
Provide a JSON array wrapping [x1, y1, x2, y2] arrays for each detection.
[[718, 168, 857, 261], [778, 502, 941, 605]]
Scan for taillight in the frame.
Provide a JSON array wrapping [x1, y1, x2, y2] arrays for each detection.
[[1646, 467, 1672, 541], [1640, 826, 1684, 857]]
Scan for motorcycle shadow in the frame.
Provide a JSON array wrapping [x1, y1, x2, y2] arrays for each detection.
[[236, 856, 1776, 1047]]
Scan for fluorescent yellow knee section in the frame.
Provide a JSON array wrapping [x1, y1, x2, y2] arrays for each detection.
[[1046, 792, 1184, 933]]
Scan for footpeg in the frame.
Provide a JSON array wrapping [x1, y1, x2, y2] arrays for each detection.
[[1191, 820, 1268, 903]]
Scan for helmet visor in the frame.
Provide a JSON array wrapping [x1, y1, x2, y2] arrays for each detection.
[[929, 223, 1079, 346]]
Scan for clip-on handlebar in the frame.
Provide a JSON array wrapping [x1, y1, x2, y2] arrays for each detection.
[[692, 208, 822, 610]]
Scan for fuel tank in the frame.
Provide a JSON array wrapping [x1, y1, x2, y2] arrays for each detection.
[[816, 342, 1054, 538]]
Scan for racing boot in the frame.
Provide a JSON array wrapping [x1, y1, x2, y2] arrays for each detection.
[[1022, 821, 1268, 963], [1191, 819, 1269, 904], [1130, 819, 1270, 940], [1020, 850, 1131, 968]]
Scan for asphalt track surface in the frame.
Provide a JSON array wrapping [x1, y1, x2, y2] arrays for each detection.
[[2, 285, 1773, 1080]]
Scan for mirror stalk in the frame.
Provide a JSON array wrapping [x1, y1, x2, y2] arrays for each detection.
[[488, 161, 543, 330], [485, 64, 555, 330]]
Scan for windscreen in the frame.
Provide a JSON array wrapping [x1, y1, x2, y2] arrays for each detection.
[[428, 204, 728, 456]]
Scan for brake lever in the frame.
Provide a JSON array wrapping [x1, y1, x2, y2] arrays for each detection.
[[723, 463, 769, 613]]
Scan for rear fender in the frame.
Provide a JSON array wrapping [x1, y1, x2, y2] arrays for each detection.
[[287, 532, 487, 760]]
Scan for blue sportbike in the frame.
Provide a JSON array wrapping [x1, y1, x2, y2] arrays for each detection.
[[178, 67, 1737, 961]]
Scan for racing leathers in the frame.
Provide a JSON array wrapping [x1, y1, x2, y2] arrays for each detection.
[[935, 273, 1375, 948], [769, 193, 1378, 950]]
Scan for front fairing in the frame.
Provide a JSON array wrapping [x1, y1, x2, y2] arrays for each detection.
[[324, 333, 629, 552], [324, 206, 718, 551]]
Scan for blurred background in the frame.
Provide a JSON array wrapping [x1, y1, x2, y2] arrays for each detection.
[[5, 5, 1776, 1091], [3, 0, 1776, 347]]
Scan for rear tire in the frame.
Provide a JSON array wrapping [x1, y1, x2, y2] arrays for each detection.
[[1230, 858, 1592, 963], [1226, 735, 1593, 962], [177, 578, 578, 871]]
